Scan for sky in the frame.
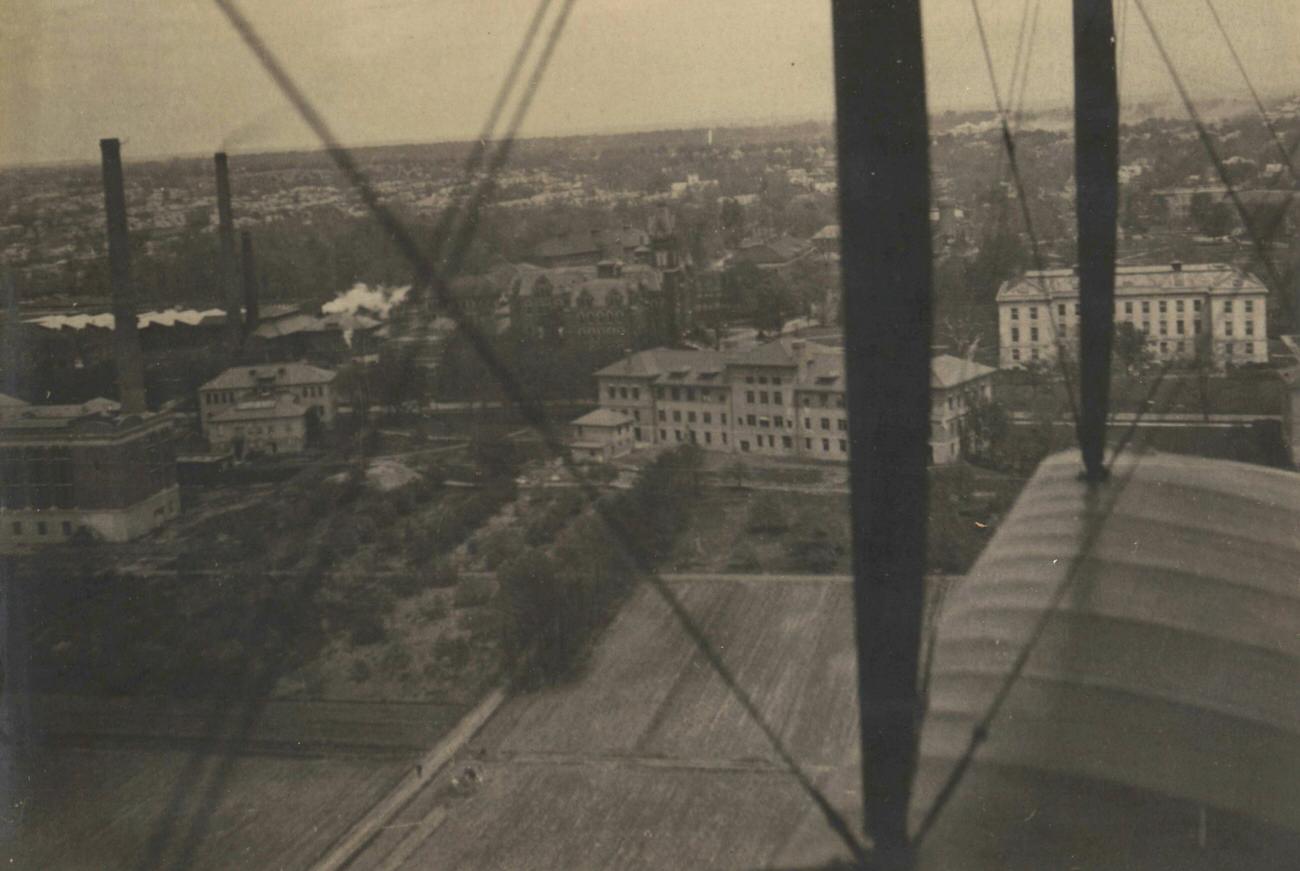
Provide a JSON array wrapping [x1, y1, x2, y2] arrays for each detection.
[[1, 0, 1297, 166]]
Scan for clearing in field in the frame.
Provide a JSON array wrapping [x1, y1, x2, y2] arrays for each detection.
[[349, 576, 868, 871]]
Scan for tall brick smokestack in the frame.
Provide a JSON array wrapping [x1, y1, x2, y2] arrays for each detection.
[[240, 230, 260, 334], [100, 138, 146, 413], [214, 152, 241, 350]]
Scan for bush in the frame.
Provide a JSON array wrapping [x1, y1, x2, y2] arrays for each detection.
[[349, 659, 372, 682], [419, 595, 450, 622], [453, 574, 494, 608], [433, 634, 472, 668], [745, 493, 788, 535], [728, 543, 761, 571], [479, 526, 526, 570]]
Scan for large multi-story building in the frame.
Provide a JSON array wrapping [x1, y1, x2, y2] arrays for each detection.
[[0, 400, 179, 549], [996, 262, 1268, 369], [591, 338, 995, 464], [198, 362, 336, 436]]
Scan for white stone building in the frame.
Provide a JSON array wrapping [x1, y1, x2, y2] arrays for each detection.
[[996, 262, 1268, 369]]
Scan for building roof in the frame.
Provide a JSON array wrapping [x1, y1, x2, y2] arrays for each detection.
[[913, 449, 1300, 867], [531, 227, 650, 262], [0, 399, 166, 440], [811, 224, 841, 241], [930, 354, 996, 388], [570, 408, 633, 428], [27, 308, 227, 332], [996, 262, 1266, 302], [200, 362, 335, 392], [209, 393, 309, 423]]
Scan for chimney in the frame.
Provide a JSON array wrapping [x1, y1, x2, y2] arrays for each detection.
[[1171, 259, 1183, 272], [240, 230, 260, 334], [214, 152, 241, 351], [100, 138, 146, 413]]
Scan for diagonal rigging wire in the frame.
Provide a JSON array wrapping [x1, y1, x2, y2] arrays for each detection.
[[135, 8, 565, 865], [912, 372, 1190, 848], [210, 0, 870, 864], [968, 0, 1082, 432], [1130, 0, 1296, 327], [1010, 0, 1043, 133], [1202, 0, 1295, 179]]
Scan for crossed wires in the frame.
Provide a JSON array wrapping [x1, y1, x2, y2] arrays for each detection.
[[207, 0, 871, 864], [968, 0, 1083, 435], [915, 0, 1298, 844]]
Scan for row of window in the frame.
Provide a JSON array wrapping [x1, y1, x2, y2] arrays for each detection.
[[9, 519, 75, 537], [745, 390, 784, 405], [607, 385, 643, 401], [660, 409, 727, 425], [1014, 297, 1256, 321], [1009, 340, 1256, 361], [738, 436, 847, 454]]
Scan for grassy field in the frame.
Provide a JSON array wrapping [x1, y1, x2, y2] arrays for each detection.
[[351, 577, 867, 871], [995, 370, 1284, 417], [666, 467, 1022, 576], [8, 746, 407, 870]]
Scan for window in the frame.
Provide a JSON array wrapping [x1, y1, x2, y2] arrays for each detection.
[[1245, 342, 1254, 355], [632, 388, 640, 399], [1194, 319, 1202, 334], [741, 440, 750, 452], [1058, 303, 1066, 318], [1011, 348, 1021, 361], [747, 414, 756, 426], [1124, 301, 1133, 315], [660, 429, 667, 440], [62, 521, 72, 535], [619, 387, 628, 399], [703, 412, 712, 424], [1159, 300, 1167, 314], [1176, 300, 1185, 313], [759, 391, 768, 404], [746, 376, 754, 384], [1159, 322, 1168, 336], [633, 410, 641, 421], [783, 436, 793, 448], [1226, 343, 1234, 356], [823, 438, 831, 452], [704, 432, 712, 444], [758, 376, 768, 385], [673, 410, 682, 422], [1030, 307, 1038, 320], [721, 433, 728, 444], [1030, 327, 1039, 342], [773, 377, 782, 386], [746, 390, 755, 403], [839, 439, 847, 452], [1177, 321, 1185, 335], [1011, 327, 1020, 342], [1193, 299, 1202, 312], [37, 521, 47, 536], [804, 417, 812, 429], [1074, 303, 1081, 316], [675, 430, 682, 442], [1142, 301, 1150, 314], [805, 438, 812, 449], [686, 388, 695, 401], [1225, 321, 1234, 337], [774, 416, 784, 428], [607, 387, 616, 399], [1246, 321, 1255, 336], [671, 388, 681, 400], [687, 411, 696, 423], [838, 419, 848, 431], [1245, 300, 1254, 313], [821, 418, 830, 430], [1010, 306, 1019, 320], [773, 391, 783, 405], [658, 410, 666, 422], [721, 414, 727, 424], [655, 387, 664, 399], [1224, 300, 1234, 313]]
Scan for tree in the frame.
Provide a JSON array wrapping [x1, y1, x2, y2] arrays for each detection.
[[745, 493, 788, 535], [1112, 321, 1151, 375], [719, 198, 745, 248], [961, 397, 1010, 464]]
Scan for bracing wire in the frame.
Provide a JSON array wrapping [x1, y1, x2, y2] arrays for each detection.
[[1130, 0, 1295, 328], [912, 373, 1189, 848], [968, 0, 1083, 432], [1010, 0, 1043, 132], [209, 0, 870, 863], [1202, 0, 1295, 179]]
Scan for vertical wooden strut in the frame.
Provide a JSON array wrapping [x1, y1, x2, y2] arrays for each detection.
[[831, 1, 933, 864], [1073, 0, 1120, 481]]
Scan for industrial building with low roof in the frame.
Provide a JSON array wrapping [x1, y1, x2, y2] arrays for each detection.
[[0, 400, 179, 549], [198, 361, 337, 436]]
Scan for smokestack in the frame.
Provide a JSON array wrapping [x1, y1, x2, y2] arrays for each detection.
[[240, 230, 260, 334], [100, 138, 146, 413], [214, 152, 241, 350]]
